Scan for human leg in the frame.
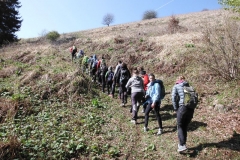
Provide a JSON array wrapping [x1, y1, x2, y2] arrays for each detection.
[[144, 103, 152, 129]]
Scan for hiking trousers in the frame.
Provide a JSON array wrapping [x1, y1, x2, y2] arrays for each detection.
[[131, 92, 144, 120], [144, 102, 163, 129], [119, 82, 127, 104], [106, 80, 113, 95], [177, 105, 194, 146]]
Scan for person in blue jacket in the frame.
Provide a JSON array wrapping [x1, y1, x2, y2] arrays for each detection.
[[144, 73, 163, 135]]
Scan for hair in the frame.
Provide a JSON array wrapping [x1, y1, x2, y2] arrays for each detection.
[[118, 60, 122, 64], [137, 66, 144, 71], [132, 67, 139, 75], [149, 73, 155, 78], [178, 75, 185, 80], [121, 62, 127, 68]]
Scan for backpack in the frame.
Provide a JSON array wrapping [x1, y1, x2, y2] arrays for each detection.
[[107, 71, 114, 81], [92, 59, 98, 69], [83, 56, 88, 64], [154, 79, 165, 100], [183, 86, 198, 109], [119, 68, 129, 83]]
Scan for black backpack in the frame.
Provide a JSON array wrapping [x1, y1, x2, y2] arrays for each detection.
[[154, 79, 165, 100], [183, 86, 198, 109], [119, 68, 129, 83]]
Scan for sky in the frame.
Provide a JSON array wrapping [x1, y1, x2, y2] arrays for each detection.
[[17, 0, 222, 39]]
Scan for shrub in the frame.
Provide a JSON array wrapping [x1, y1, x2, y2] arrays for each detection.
[[142, 10, 157, 20], [46, 31, 60, 41], [199, 18, 240, 81], [167, 15, 180, 34]]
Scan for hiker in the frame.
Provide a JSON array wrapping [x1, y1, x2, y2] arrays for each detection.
[[115, 62, 131, 106], [105, 66, 114, 95], [70, 45, 77, 62], [76, 49, 84, 59], [126, 68, 145, 124], [100, 62, 108, 93], [171, 75, 195, 152], [96, 58, 102, 85], [82, 55, 89, 73], [139, 68, 149, 113], [88, 56, 93, 76], [109, 60, 122, 98], [91, 54, 98, 82], [144, 73, 163, 135]]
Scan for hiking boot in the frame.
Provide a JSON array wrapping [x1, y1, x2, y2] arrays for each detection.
[[130, 108, 132, 113], [144, 127, 149, 132], [131, 120, 136, 124], [157, 128, 163, 135], [108, 94, 113, 98], [177, 144, 187, 153]]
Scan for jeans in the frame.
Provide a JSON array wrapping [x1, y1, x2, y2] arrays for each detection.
[[144, 101, 163, 129], [177, 105, 194, 145]]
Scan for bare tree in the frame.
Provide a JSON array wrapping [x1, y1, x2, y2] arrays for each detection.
[[102, 13, 114, 27]]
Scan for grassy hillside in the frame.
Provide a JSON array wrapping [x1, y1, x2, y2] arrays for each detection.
[[0, 9, 239, 159]]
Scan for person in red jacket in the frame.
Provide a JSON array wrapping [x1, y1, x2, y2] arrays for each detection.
[[139, 68, 149, 113]]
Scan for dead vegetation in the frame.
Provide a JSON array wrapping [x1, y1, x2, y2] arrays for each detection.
[[0, 9, 239, 159]]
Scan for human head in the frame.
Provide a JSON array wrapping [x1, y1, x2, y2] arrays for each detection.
[[118, 60, 122, 64], [121, 62, 127, 68], [132, 67, 139, 75], [108, 66, 112, 71], [140, 70, 146, 77], [137, 66, 144, 72], [177, 75, 185, 81], [149, 73, 155, 82]]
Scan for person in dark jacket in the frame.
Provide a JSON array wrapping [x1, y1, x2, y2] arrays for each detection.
[[100, 63, 108, 93], [105, 66, 114, 95], [171, 75, 195, 153], [109, 61, 122, 98], [115, 62, 131, 106]]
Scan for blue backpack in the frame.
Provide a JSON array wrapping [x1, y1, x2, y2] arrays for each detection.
[[153, 79, 165, 100]]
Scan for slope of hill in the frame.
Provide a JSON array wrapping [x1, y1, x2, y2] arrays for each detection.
[[0, 9, 239, 159]]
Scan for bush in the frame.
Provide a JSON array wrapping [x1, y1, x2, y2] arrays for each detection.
[[167, 15, 180, 34], [142, 10, 157, 20], [46, 31, 60, 41], [199, 18, 240, 81]]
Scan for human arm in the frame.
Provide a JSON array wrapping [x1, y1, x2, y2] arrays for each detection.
[[171, 85, 178, 111]]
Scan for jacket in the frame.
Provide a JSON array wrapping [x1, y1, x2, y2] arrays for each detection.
[[145, 80, 161, 104], [142, 74, 149, 91], [115, 66, 131, 84], [171, 81, 189, 110], [125, 75, 144, 93]]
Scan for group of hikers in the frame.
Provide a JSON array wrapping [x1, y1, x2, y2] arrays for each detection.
[[69, 45, 198, 153]]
